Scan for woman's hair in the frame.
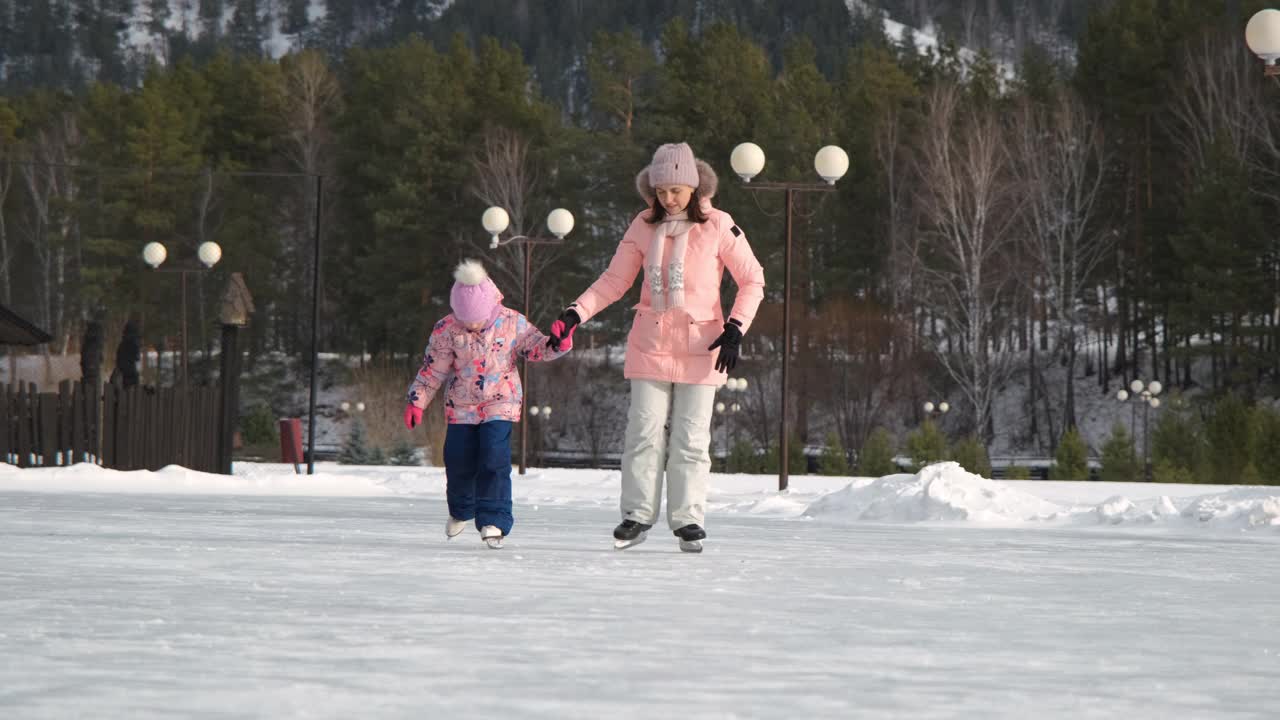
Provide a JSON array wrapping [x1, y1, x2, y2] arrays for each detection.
[[646, 187, 709, 224]]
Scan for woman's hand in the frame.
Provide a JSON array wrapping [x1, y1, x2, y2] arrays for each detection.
[[708, 321, 743, 373], [547, 309, 581, 351]]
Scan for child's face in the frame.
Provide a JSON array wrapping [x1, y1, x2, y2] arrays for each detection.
[[461, 319, 485, 332], [656, 184, 694, 215]]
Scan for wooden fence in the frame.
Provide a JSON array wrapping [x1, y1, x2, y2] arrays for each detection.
[[1, 380, 226, 473]]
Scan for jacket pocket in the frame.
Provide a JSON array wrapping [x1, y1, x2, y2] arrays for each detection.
[[687, 318, 723, 356], [628, 310, 665, 354]]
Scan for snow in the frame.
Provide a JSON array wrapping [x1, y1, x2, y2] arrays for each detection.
[[2, 461, 1277, 717]]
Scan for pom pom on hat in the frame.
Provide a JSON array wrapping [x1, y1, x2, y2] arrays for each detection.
[[454, 259, 488, 286]]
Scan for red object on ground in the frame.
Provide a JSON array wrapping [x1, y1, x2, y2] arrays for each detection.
[[279, 418, 303, 472]]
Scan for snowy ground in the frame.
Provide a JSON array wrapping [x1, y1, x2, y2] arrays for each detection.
[[2, 462, 1278, 718]]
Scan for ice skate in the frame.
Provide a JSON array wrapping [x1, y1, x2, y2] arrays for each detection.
[[673, 524, 706, 554], [445, 516, 468, 539], [480, 525, 504, 549], [612, 519, 652, 550]]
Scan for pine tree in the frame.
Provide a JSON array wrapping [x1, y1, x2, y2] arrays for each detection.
[[339, 418, 372, 465], [227, 0, 264, 56], [727, 438, 759, 474], [1052, 428, 1089, 481], [1100, 422, 1139, 483], [282, 0, 308, 35], [199, 0, 223, 40], [951, 435, 992, 478], [1247, 405, 1280, 486], [1152, 397, 1202, 479], [146, 0, 171, 37], [389, 438, 418, 466], [817, 432, 850, 476], [904, 420, 949, 471], [1205, 394, 1251, 484], [856, 428, 897, 477]]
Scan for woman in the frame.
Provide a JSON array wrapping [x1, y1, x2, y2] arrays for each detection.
[[549, 142, 765, 552]]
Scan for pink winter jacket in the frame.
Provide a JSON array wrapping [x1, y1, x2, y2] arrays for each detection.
[[570, 202, 766, 386], [406, 307, 568, 424]]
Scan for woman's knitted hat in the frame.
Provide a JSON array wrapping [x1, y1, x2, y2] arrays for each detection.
[[635, 142, 719, 203]]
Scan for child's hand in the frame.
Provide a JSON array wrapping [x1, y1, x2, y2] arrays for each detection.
[[403, 404, 423, 430], [550, 316, 577, 352]]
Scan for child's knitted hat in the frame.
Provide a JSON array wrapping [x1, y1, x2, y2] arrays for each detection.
[[450, 259, 501, 324]]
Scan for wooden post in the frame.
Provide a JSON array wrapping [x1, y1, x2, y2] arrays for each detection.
[[218, 324, 241, 474]]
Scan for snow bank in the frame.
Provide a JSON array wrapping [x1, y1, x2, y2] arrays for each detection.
[[802, 462, 1280, 532], [0, 462, 398, 497], [803, 462, 1062, 524], [4, 460, 1277, 533]]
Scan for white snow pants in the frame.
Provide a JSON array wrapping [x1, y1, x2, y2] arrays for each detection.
[[620, 379, 717, 530]]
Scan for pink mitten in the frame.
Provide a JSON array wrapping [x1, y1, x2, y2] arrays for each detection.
[[551, 320, 577, 351], [403, 404, 422, 430]]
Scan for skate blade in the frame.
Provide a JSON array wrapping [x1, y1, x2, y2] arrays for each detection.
[[613, 533, 648, 550], [678, 540, 703, 554]]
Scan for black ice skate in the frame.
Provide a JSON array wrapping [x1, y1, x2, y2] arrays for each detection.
[[612, 519, 652, 550], [673, 524, 706, 554]]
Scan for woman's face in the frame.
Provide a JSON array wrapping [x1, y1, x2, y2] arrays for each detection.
[[655, 184, 694, 215]]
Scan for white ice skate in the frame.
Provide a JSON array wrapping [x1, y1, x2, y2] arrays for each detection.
[[445, 516, 468, 539], [480, 525, 504, 549]]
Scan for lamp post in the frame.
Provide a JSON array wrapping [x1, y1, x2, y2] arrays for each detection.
[[529, 404, 552, 467], [730, 142, 849, 491], [1247, 9, 1280, 76], [923, 400, 950, 420], [483, 207, 574, 475], [1116, 379, 1161, 481], [142, 240, 223, 386]]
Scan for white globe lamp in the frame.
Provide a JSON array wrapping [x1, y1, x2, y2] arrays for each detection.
[[814, 145, 849, 185], [142, 241, 167, 268], [482, 206, 510, 245], [546, 209, 574, 239], [1246, 10, 1280, 72], [730, 142, 766, 182], [197, 241, 222, 268]]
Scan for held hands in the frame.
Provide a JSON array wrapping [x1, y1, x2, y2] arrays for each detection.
[[403, 404, 423, 430], [547, 309, 581, 351], [707, 321, 743, 373]]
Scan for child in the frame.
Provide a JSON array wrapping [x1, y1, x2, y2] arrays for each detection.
[[403, 259, 574, 549]]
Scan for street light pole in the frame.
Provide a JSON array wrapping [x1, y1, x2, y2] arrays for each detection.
[[142, 240, 223, 388], [1116, 379, 1161, 481], [730, 143, 848, 491], [483, 206, 574, 475]]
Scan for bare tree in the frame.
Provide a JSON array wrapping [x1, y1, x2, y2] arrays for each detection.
[[470, 128, 567, 322], [912, 83, 1021, 442], [1164, 32, 1272, 187], [281, 49, 342, 353], [1163, 30, 1280, 385], [815, 298, 911, 454], [1013, 90, 1111, 433], [18, 112, 81, 350]]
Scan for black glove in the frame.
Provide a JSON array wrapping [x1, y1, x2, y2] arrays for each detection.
[[547, 308, 581, 351], [707, 320, 743, 373]]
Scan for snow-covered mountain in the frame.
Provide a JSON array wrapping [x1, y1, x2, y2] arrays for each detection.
[[0, 0, 1074, 92]]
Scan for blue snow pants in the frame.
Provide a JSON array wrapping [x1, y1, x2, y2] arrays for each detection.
[[443, 421, 514, 535]]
